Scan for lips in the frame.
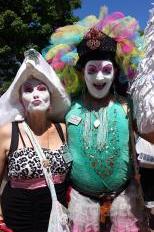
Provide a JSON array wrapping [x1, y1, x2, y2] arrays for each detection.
[[32, 100, 42, 106], [93, 83, 106, 90]]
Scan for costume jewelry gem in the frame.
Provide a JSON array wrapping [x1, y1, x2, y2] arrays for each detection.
[[94, 119, 100, 128]]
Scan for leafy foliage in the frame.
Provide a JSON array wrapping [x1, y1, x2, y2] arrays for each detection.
[[0, 0, 81, 94]]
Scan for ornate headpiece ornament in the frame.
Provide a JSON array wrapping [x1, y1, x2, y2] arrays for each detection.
[[24, 49, 40, 64], [85, 28, 103, 50]]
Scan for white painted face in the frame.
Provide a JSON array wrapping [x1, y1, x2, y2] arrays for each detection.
[[84, 60, 115, 99], [20, 78, 51, 113]]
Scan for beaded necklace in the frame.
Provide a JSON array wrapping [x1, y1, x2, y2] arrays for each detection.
[[81, 100, 121, 179]]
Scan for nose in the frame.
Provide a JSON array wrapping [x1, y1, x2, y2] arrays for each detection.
[[33, 89, 39, 99], [96, 71, 104, 81]]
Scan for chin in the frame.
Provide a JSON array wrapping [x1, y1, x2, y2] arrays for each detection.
[[89, 86, 110, 99], [28, 106, 49, 113], [90, 92, 108, 99]]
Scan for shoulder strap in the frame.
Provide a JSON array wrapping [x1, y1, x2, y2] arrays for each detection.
[[8, 122, 19, 155], [22, 121, 58, 200], [8, 122, 27, 155], [54, 123, 65, 143], [18, 123, 26, 147]]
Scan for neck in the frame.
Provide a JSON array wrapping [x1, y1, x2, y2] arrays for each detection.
[[26, 111, 51, 135], [83, 92, 113, 110]]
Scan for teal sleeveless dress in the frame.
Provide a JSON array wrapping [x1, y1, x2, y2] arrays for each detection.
[[66, 98, 132, 196]]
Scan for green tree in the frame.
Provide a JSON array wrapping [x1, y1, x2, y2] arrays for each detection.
[[0, 0, 81, 94]]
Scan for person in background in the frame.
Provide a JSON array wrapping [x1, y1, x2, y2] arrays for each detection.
[[0, 49, 71, 232], [131, 5, 154, 232], [43, 7, 148, 232]]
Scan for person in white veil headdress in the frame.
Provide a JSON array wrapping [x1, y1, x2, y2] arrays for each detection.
[[0, 49, 71, 232], [0, 49, 70, 125]]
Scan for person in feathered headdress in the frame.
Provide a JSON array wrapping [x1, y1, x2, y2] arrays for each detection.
[[43, 6, 147, 232]]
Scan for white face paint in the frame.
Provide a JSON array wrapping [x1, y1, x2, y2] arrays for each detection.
[[84, 60, 115, 99], [21, 78, 51, 113]]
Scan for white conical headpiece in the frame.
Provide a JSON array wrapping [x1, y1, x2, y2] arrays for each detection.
[[0, 49, 71, 126]]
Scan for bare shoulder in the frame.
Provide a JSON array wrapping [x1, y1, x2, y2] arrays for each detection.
[[0, 123, 12, 139], [0, 123, 12, 156]]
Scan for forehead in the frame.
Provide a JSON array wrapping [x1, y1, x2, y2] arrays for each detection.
[[86, 60, 113, 66]]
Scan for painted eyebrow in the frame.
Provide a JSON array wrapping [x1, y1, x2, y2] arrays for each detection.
[[103, 64, 112, 67], [88, 64, 97, 67]]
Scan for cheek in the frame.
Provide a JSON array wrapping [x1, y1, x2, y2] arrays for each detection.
[[42, 92, 50, 103], [21, 94, 31, 104], [84, 72, 95, 84], [20, 93, 33, 109], [105, 73, 114, 83]]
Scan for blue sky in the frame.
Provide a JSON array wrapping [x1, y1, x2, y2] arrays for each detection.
[[73, 0, 153, 29]]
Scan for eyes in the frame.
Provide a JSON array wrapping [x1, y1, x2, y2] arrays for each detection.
[[23, 84, 47, 93], [103, 66, 113, 74], [87, 65, 113, 75], [88, 66, 97, 74], [37, 85, 47, 91]]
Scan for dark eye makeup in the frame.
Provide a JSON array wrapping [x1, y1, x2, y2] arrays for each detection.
[[87, 66, 97, 74], [37, 84, 47, 91], [23, 85, 33, 93], [87, 64, 113, 75], [102, 66, 112, 74], [22, 84, 47, 93]]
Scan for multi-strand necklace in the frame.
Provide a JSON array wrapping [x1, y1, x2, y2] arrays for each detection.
[[81, 95, 120, 179], [83, 106, 108, 151]]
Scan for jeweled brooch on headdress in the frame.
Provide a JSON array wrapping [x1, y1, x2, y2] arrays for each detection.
[[85, 28, 104, 50]]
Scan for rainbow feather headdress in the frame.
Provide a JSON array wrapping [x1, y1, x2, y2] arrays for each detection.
[[42, 7, 143, 95]]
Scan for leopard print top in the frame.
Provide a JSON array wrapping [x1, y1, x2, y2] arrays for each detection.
[[8, 144, 71, 179]]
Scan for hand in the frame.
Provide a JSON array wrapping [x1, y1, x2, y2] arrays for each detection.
[[0, 220, 14, 232]]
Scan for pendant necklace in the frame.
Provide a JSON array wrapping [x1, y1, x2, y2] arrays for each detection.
[[94, 118, 100, 128]]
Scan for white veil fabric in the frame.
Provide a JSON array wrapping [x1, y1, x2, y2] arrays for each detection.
[[0, 49, 71, 126], [136, 137, 154, 156], [131, 5, 154, 134]]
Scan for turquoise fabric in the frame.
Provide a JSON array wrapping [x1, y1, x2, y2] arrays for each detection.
[[66, 99, 132, 195]]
